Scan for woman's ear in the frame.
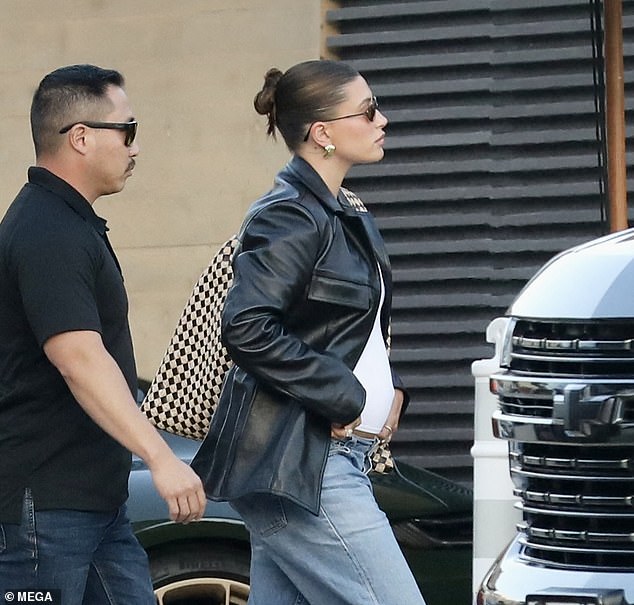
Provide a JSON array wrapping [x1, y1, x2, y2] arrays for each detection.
[[307, 122, 333, 149]]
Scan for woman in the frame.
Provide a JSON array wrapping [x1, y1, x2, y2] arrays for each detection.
[[191, 60, 426, 605]]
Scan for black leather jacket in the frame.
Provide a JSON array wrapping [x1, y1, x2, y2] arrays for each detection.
[[191, 156, 407, 514]]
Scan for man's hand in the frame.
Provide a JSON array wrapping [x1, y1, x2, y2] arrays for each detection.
[[148, 454, 207, 523]]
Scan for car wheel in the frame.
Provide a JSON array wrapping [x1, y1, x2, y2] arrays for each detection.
[[149, 542, 250, 605]]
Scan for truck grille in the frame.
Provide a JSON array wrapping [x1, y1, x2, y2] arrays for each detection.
[[509, 319, 634, 378], [493, 319, 634, 420], [494, 379, 634, 421], [510, 442, 634, 571], [495, 319, 634, 571]]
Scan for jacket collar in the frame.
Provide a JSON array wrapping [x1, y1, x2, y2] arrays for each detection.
[[282, 156, 348, 215], [280, 155, 389, 264], [282, 156, 373, 217]]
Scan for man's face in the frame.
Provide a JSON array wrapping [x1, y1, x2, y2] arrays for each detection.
[[89, 85, 139, 197]]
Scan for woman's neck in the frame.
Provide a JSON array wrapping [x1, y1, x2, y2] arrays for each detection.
[[297, 148, 350, 197]]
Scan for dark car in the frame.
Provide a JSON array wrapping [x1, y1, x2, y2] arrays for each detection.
[[128, 427, 473, 605], [477, 228, 634, 605]]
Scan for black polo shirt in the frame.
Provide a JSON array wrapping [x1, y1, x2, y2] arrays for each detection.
[[0, 167, 135, 523]]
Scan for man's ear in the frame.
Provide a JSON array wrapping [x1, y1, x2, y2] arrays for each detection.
[[66, 124, 91, 155]]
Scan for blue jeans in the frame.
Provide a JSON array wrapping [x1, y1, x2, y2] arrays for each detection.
[[231, 436, 427, 605], [0, 489, 155, 605]]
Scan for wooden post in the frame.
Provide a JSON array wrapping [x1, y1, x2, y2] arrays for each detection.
[[604, 0, 629, 232]]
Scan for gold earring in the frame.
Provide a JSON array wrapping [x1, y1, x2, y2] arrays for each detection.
[[323, 144, 336, 158]]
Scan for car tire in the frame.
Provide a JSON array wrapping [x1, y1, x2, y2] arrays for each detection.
[[149, 541, 251, 605]]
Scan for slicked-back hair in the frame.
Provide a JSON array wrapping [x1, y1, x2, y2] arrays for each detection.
[[254, 60, 360, 152], [31, 64, 125, 157]]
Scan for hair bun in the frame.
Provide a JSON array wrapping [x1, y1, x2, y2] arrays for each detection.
[[254, 68, 284, 137], [254, 68, 283, 117]]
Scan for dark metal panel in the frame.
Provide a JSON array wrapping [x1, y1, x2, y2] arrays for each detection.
[[326, 0, 633, 485]]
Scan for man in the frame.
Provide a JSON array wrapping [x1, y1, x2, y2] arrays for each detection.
[[0, 64, 206, 603]]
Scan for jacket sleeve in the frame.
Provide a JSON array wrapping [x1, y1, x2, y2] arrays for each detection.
[[392, 367, 410, 415], [221, 199, 365, 426]]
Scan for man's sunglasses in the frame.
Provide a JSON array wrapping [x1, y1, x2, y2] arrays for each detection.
[[303, 97, 379, 142], [59, 120, 138, 147]]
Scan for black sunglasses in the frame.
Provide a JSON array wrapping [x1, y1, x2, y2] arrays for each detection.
[[303, 97, 379, 142], [59, 120, 138, 147]]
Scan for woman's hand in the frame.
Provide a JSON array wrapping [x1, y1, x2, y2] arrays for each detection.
[[377, 388, 405, 442], [329, 388, 405, 441], [331, 417, 362, 440]]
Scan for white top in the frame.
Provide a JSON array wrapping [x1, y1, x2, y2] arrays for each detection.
[[353, 265, 394, 434]]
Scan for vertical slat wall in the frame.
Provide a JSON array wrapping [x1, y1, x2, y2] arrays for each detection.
[[326, 0, 634, 485]]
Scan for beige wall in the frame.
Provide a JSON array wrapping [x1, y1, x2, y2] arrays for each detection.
[[0, 1, 323, 380]]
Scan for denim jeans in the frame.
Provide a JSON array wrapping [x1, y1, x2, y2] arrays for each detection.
[[0, 489, 155, 605], [231, 436, 427, 605]]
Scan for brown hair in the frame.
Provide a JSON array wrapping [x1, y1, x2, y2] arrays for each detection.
[[254, 60, 360, 152]]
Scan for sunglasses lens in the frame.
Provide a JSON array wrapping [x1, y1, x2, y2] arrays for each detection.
[[367, 99, 378, 121], [125, 122, 137, 146]]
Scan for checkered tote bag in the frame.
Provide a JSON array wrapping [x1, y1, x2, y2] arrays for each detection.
[[141, 236, 239, 440]]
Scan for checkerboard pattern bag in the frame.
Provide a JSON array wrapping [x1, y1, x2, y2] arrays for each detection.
[[141, 236, 239, 441], [141, 189, 394, 473]]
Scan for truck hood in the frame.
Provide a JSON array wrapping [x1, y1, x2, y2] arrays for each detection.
[[508, 227, 634, 319]]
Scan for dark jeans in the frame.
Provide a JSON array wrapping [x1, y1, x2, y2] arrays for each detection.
[[0, 489, 155, 605]]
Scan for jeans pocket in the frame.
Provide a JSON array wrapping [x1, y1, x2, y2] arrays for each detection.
[[233, 494, 288, 538]]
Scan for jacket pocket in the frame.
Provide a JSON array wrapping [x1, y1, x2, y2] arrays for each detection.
[[307, 273, 371, 310]]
